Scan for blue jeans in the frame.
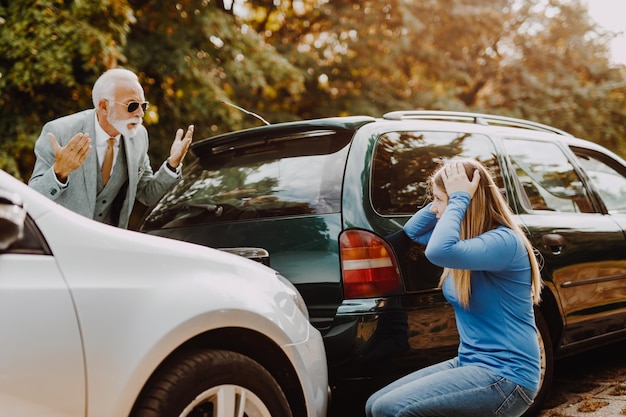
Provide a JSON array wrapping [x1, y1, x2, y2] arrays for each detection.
[[365, 357, 536, 417]]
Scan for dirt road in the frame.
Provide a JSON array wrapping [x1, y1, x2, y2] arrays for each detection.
[[538, 339, 626, 417]]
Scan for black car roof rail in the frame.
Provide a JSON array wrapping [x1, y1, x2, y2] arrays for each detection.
[[382, 110, 573, 137]]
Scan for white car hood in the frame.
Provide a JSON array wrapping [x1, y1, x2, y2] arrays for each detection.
[[2, 170, 271, 279]]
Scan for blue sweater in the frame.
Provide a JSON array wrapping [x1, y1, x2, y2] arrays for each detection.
[[404, 192, 540, 391]]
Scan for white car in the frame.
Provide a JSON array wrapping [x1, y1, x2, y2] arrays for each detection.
[[0, 169, 328, 417]]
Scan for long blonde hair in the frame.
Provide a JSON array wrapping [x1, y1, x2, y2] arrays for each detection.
[[431, 159, 543, 308]]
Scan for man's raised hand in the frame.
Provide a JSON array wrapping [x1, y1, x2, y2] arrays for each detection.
[[168, 124, 194, 168], [49, 132, 92, 182]]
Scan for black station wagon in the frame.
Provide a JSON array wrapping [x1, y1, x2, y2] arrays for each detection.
[[140, 111, 626, 416]]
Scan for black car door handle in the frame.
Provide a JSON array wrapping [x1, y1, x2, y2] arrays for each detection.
[[542, 233, 565, 255]]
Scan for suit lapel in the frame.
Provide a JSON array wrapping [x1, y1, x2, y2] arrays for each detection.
[[83, 110, 98, 206], [123, 135, 138, 192]]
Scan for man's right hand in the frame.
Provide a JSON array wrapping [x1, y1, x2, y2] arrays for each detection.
[[49, 132, 92, 182]]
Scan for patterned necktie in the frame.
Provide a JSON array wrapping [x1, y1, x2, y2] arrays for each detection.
[[102, 137, 115, 185]]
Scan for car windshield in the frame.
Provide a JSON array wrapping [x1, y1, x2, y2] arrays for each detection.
[[141, 131, 353, 229]]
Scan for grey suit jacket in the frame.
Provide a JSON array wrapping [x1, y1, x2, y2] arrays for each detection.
[[28, 109, 179, 228]]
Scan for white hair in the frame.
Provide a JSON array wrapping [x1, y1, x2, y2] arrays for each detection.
[[91, 68, 141, 107]]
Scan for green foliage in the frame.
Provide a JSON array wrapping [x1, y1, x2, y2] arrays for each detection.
[[485, 0, 626, 148], [1, 0, 625, 182], [0, 0, 133, 180], [254, 0, 626, 153], [124, 0, 306, 165]]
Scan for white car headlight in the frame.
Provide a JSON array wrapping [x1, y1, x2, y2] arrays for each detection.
[[276, 273, 309, 321]]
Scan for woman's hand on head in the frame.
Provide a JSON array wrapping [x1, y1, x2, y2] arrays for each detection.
[[442, 161, 480, 198]]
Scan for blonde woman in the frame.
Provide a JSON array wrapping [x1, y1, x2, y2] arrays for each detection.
[[366, 159, 543, 417]]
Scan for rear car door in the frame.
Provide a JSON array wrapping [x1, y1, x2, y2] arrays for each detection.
[[502, 136, 626, 352], [346, 124, 511, 373]]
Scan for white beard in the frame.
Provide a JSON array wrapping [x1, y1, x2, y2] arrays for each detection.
[[109, 107, 142, 138]]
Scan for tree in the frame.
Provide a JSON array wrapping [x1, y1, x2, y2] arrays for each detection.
[[0, 0, 133, 180], [489, 0, 626, 149], [241, 0, 428, 117], [1, 0, 625, 182], [0, 0, 306, 180], [124, 0, 307, 164], [240, 0, 625, 154]]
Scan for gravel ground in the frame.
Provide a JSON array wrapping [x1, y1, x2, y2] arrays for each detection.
[[538, 340, 626, 417]]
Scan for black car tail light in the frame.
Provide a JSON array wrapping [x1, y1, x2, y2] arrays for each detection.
[[339, 229, 402, 299]]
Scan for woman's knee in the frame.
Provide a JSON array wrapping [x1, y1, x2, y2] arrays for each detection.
[[367, 392, 404, 417], [364, 396, 375, 417]]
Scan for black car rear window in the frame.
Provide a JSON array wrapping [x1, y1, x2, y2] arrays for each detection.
[[142, 130, 353, 229], [371, 131, 501, 214]]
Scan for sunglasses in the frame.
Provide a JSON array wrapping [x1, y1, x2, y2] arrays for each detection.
[[115, 101, 149, 113]]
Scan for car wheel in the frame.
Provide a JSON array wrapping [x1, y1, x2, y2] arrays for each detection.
[[523, 310, 554, 417], [132, 349, 293, 417]]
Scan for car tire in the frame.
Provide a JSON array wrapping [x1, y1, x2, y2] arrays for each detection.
[[132, 349, 293, 417], [523, 310, 554, 417]]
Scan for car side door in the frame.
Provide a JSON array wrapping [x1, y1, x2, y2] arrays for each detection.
[[502, 137, 626, 352], [0, 214, 85, 417], [363, 127, 510, 369]]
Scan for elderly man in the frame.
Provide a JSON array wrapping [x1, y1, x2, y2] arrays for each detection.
[[29, 68, 193, 228]]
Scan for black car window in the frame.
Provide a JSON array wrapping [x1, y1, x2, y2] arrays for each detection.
[[573, 149, 626, 214], [142, 131, 352, 229], [2, 215, 49, 255], [503, 139, 596, 213], [371, 131, 502, 215]]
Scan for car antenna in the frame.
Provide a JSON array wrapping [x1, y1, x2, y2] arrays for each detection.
[[222, 101, 271, 126]]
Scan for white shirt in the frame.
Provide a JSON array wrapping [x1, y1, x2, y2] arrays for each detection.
[[95, 113, 120, 170]]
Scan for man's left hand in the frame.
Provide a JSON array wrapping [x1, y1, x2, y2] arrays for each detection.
[[168, 124, 194, 168]]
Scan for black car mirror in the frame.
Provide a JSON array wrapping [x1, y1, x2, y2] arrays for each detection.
[[0, 190, 26, 250]]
